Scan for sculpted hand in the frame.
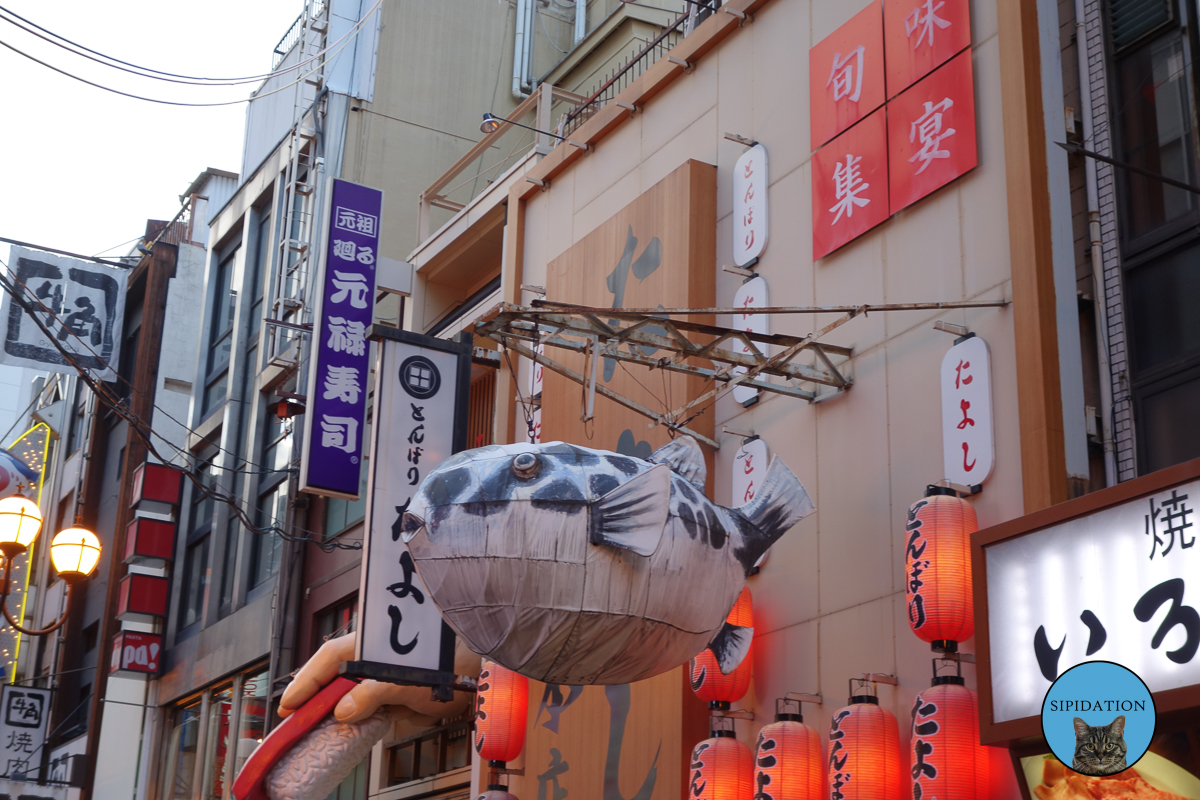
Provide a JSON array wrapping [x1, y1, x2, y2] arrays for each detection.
[[277, 633, 482, 724]]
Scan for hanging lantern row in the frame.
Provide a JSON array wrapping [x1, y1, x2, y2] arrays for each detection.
[[905, 486, 977, 650], [690, 715, 754, 800], [910, 660, 989, 800], [690, 586, 754, 710], [827, 680, 905, 800], [475, 659, 528, 799], [753, 698, 823, 800]]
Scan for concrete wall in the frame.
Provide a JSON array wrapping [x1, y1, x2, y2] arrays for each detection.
[[513, 0, 1023, 792]]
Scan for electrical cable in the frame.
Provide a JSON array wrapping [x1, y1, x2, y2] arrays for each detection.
[[0, 0, 376, 109], [0, 0, 378, 86], [0, 266, 358, 551], [90, 235, 142, 258], [537, 6, 569, 54]]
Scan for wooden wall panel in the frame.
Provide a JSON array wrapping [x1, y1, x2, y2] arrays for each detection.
[[542, 160, 717, 495]]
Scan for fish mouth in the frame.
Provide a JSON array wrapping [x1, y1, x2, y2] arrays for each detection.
[[399, 511, 426, 543]]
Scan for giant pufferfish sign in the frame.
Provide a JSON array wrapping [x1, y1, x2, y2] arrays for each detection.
[[399, 435, 814, 684]]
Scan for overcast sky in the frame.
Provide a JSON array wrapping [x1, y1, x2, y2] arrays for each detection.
[[0, 0, 303, 259]]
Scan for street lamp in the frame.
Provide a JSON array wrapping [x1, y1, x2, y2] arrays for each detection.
[[480, 112, 567, 140], [0, 488, 101, 635]]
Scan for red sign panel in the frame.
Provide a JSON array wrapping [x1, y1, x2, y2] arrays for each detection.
[[812, 108, 890, 260], [883, 0, 971, 96], [117, 573, 170, 620], [887, 50, 977, 214], [110, 631, 162, 675], [809, 1, 885, 149], [124, 517, 176, 564], [131, 462, 183, 507]]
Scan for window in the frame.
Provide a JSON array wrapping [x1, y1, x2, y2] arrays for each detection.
[[66, 393, 87, 456], [385, 709, 474, 788], [323, 426, 368, 540], [162, 701, 201, 800], [233, 669, 269, 778], [200, 685, 234, 800], [249, 481, 286, 590], [218, 519, 239, 617], [115, 325, 140, 403], [178, 451, 216, 633], [1107, 0, 1200, 473], [203, 237, 240, 416], [315, 596, 357, 649]]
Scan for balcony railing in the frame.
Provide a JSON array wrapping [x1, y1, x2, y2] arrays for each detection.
[[271, 0, 328, 69]]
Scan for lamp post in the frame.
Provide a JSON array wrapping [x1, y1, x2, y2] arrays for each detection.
[[479, 112, 567, 140], [0, 487, 101, 636]]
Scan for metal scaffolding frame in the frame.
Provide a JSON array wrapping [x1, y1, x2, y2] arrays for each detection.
[[474, 298, 1008, 449]]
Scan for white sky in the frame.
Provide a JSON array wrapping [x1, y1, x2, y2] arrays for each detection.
[[0, 0, 304, 259]]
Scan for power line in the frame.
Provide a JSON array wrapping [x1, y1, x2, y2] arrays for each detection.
[[0, 1, 377, 85], [2, 235, 136, 271], [0, 1, 377, 109], [0, 264, 358, 551]]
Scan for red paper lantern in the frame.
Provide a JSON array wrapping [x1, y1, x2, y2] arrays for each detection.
[[910, 677, 989, 800], [905, 488, 977, 648], [690, 730, 753, 800], [475, 660, 528, 764], [754, 703, 823, 799], [690, 587, 753, 708], [828, 696, 903, 800]]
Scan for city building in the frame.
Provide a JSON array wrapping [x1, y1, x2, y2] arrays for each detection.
[[402, 0, 1200, 795]]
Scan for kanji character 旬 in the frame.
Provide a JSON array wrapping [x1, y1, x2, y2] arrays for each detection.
[[828, 46, 866, 103]]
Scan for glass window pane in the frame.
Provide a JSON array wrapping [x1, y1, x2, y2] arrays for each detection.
[[203, 371, 228, 416], [202, 686, 234, 800], [179, 536, 210, 630], [250, 486, 286, 588], [163, 703, 201, 800], [1116, 33, 1197, 241], [388, 744, 415, 786], [219, 520, 239, 613], [234, 669, 269, 780], [1140, 375, 1200, 472], [416, 738, 438, 778], [1126, 239, 1200, 372]]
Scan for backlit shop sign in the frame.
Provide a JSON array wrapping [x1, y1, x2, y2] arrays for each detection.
[[974, 458, 1200, 742]]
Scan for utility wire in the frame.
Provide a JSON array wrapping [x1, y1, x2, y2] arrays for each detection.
[[0, 266, 357, 551], [0, 0, 377, 108], [0, 1, 377, 85]]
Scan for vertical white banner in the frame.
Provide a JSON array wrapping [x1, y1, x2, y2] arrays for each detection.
[[0, 685, 49, 778], [356, 332, 466, 670], [731, 276, 770, 405], [733, 144, 769, 266], [732, 437, 771, 568], [940, 335, 994, 485]]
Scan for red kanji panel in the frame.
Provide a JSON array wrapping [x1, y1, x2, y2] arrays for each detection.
[[812, 108, 890, 260], [809, 2, 886, 149], [887, 49, 977, 214], [883, 0, 971, 97]]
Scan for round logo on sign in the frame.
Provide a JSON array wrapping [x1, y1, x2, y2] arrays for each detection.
[[1041, 661, 1156, 776], [399, 355, 441, 399]]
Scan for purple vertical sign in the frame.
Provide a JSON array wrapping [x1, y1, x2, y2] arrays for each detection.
[[299, 178, 383, 498]]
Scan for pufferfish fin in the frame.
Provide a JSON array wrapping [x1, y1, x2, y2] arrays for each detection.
[[708, 620, 754, 675], [588, 464, 670, 557], [647, 436, 706, 489]]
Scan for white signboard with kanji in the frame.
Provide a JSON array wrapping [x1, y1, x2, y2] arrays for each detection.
[[356, 330, 467, 672], [733, 437, 771, 568], [986, 477, 1200, 722], [940, 335, 993, 485], [731, 276, 770, 405], [733, 145, 768, 266], [0, 246, 126, 382], [0, 685, 49, 778]]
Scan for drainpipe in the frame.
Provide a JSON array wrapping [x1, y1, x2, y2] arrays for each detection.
[[574, 0, 586, 44], [513, 0, 532, 99], [1075, 0, 1117, 486]]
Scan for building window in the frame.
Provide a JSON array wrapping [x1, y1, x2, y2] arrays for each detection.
[[249, 481, 286, 590], [162, 701, 202, 800], [203, 237, 240, 417], [178, 451, 216, 633], [1107, 0, 1200, 473], [66, 392, 87, 456], [315, 596, 358, 648], [467, 370, 496, 449], [323, 425, 368, 540], [201, 685, 234, 800], [233, 668, 269, 779], [385, 709, 474, 788]]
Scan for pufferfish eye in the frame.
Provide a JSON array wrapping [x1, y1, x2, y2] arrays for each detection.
[[511, 452, 541, 479]]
